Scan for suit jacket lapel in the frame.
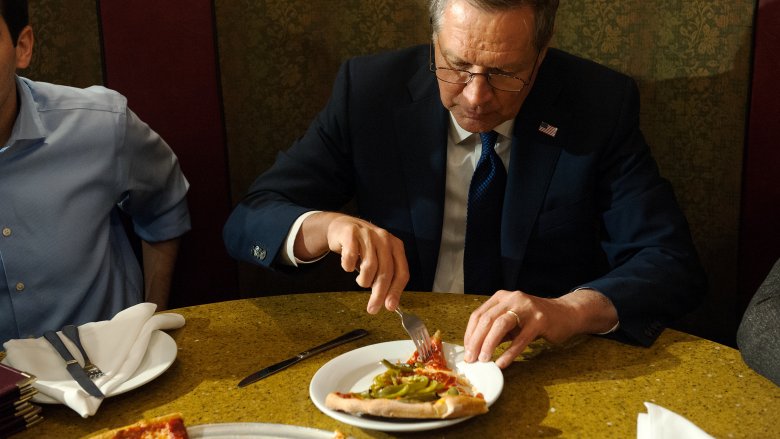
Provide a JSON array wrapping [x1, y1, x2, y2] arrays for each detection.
[[395, 63, 448, 289], [502, 55, 570, 288]]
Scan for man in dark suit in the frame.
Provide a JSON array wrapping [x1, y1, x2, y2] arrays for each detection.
[[223, 0, 706, 368]]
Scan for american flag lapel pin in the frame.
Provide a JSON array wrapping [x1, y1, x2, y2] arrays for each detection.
[[538, 121, 558, 137]]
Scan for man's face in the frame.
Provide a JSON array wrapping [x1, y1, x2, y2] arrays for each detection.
[[434, 0, 545, 133]]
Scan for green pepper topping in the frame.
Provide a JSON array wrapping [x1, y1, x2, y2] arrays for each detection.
[[381, 359, 415, 372], [362, 359, 453, 401], [377, 384, 410, 398]]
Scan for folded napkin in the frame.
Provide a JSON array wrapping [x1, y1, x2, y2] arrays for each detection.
[[2, 303, 185, 417], [637, 402, 714, 439]]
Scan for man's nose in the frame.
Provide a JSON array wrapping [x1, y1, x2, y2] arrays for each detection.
[[461, 74, 495, 106]]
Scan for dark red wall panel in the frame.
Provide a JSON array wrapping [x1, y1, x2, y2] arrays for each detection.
[[99, 0, 237, 307], [739, 0, 780, 309]]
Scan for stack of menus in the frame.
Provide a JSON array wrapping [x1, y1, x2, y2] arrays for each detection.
[[0, 363, 42, 437]]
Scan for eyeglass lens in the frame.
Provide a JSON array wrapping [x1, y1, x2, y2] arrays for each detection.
[[434, 69, 527, 92]]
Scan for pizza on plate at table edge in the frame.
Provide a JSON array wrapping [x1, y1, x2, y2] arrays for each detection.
[[325, 330, 488, 419], [85, 413, 189, 439]]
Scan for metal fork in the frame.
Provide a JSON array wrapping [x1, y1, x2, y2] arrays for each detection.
[[395, 307, 433, 361], [61, 324, 104, 379]]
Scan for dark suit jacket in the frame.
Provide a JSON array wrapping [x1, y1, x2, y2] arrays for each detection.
[[223, 45, 707, 346]]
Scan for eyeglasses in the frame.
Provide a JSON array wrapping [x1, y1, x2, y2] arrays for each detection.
[[429, 40, 539, 92]]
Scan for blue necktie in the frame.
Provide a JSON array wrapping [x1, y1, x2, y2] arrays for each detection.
[[464, 131, 506, 294]]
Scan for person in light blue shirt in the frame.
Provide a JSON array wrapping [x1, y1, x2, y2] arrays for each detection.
[[0, 0, 191, 344]]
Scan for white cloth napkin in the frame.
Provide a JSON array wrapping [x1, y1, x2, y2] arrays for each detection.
[[2, 303, 185, 417], [637, 402, 714, 439]]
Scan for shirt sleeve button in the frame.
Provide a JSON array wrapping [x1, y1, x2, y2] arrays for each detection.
[[15, 282, 25, 291], [2, 227, 11, 237]]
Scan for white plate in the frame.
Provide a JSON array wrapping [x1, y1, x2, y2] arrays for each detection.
[[188, 423, 344, 438], [32, 330, 177, 404], [309, 340, 503, 432]]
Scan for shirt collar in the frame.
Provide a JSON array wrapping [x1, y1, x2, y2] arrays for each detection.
[[6, 76, 47, 146], [448, 112, 515, 144]]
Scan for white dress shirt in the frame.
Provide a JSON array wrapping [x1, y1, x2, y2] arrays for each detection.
[[432, 115, 514, 293]]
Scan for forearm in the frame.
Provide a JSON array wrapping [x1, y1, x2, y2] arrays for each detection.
[[554, 288, 619, 336], [141, 238, 181, 310], [294, 211, 342, 260]]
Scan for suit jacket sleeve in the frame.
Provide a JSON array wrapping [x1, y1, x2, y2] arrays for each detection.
[[222, 61, 357, 268], [512, 50, 707, 346], [567, 71, 706, 345]]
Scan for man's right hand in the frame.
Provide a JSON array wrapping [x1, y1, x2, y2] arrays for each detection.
[[294, 212, 409, 314]]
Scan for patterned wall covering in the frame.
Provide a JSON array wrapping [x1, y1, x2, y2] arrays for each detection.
[[216, 0, 755, 344], [216, 0, 430, 198], [25, 1, 103, 87]]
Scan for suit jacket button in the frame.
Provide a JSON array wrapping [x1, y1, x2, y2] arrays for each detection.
[[251, 245, 267, 261]]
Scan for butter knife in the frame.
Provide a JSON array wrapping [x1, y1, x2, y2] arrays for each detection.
[[238, 328, 369, 388], [43, 331, 105, 399]]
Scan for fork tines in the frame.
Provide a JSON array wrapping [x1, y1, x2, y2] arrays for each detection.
[[61, 324, 105, 379], [395, 307, 433, 361], [413, 326, 432, 361]]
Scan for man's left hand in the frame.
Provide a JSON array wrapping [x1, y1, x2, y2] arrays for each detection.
[[463, 288, 618, 368]]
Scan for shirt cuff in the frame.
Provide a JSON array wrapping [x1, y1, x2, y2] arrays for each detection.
[[280, 210, 329, 267], [570, 286, 620, 335], [596, 321, 621, 335]]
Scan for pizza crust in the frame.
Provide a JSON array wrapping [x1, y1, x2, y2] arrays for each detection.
[[325, 392, 488, 419]]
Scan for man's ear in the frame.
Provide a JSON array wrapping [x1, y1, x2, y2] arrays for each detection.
[[15, 25, 33, 70]]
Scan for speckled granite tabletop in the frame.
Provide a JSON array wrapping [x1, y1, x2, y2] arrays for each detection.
[[11, 292, 780, 438]]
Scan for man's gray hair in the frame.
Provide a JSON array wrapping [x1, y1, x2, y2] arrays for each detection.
[[428, 0, 559, 51]]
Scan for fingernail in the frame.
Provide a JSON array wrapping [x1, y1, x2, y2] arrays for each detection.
[[478, 352, 491, 362], [387, 298, 398, 310], [464, 350, 474, 362]]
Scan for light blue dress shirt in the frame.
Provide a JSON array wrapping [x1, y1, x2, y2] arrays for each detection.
[[0, 76, 190, 344]]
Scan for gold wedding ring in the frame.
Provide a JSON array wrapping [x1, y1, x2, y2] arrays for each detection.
[[506, 309, 521, 327]]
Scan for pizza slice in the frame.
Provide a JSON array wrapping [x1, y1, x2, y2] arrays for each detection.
[[325, 330, 488, 419], [86, 413, 189, 439]]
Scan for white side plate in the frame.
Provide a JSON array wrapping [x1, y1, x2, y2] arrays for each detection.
[[32, 330, 177, 404]]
